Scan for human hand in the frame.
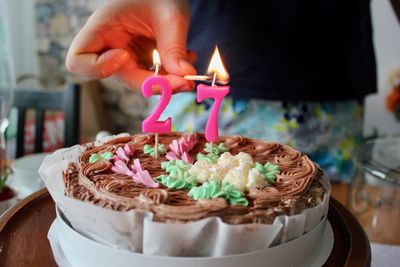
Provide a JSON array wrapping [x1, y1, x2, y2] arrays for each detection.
[[66, 0, 196, 93]]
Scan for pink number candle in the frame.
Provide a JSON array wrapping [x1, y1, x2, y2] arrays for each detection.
[[197, 84, 229, 142], [196, 46, 230, 142], [141, 50, 172, 134], [141, 50, 172, 159]]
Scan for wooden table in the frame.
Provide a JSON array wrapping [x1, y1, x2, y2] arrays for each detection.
[[0, 189, 57, 266], [331, 182, 351, 206]]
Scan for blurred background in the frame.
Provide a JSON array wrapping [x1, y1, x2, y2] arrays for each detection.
[[1, 0, 148, 158], [0, 0, 400, 158]]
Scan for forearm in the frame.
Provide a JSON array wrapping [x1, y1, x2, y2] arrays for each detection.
[[390, 0, 400, 24]]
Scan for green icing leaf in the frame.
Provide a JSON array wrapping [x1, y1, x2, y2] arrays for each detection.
[[197, 152, 219, 164], [188, 180, 248, 206], [161, 160, 192, 172], [156, 174, 195, 189], [204, 142, 229, 155], [89, 151, 114, 163], [188, 180, 224, 199], [254, 162, 264, 173], [196, 142, 229, 164], [143, 144, 166, 158], [89, 154, 100, 163], [254, 162, 280, 184], [229, 197, 249, 206], [221, 182, 248, 205], [156, 160, 196, 189]]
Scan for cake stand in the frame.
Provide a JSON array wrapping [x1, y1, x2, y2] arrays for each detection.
[[0, 188, 371, 267]]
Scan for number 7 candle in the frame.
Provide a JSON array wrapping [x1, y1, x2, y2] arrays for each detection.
[[141, 50, 172, 159], [196, 46, 230, 143]]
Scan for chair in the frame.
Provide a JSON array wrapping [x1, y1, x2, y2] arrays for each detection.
[[12, 84, 80, 158]]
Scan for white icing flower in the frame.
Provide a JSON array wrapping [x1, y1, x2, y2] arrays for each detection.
[[211, 152, 238, 179], [223, 163, 253, 192], [210, 164, 230, 181], [235, 152, 253, 166], [189, 160, 211, 183], [217, 152, 237, 167], [223, 170, 246, 192], [189, 151, 271, 192], [247, 168, 269, 189]]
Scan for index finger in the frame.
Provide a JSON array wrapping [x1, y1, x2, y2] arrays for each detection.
[[113, 61, 195, 93], [65, 26, 108, 77]]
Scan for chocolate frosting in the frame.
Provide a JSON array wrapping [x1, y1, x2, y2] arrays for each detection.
[[63, 133, 326, 224]]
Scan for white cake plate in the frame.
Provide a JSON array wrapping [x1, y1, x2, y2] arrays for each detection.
[[48, 208, 334, 267]]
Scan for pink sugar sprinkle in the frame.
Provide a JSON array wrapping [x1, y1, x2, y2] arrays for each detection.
[[113, 144, 134, 162], [111, 160, 134, 176], [131, 159, 159, 188], [181, 152, 190, 163], [166, 134, 198, 163], [111, 158, 158, 188], [133, 170, 159, 188], [132, 158, 143, 172]]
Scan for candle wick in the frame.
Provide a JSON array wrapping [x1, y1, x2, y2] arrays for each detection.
[[155, 64, 160, 75], [211, 72, 217, 87]]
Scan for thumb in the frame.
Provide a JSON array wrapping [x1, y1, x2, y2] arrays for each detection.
[[154, 5, 196, 76]]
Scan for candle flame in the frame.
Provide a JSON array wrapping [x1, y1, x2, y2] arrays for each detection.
[[153, 49, 161, 66], [206, 46, 229, 84]]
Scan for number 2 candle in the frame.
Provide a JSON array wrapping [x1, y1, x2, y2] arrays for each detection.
[[141, 50, 172, 158], [197, 46, 230, 142]]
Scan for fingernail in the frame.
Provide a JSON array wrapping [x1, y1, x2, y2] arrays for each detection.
[[117, 52, 129, 62], [112, 52, 129, 69]]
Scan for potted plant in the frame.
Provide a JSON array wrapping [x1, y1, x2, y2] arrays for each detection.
[[0, 169, 17, 215]]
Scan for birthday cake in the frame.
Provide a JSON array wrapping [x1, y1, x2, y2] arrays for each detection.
[[62, 133, 327, 225], [38, 131, 331, 261]]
